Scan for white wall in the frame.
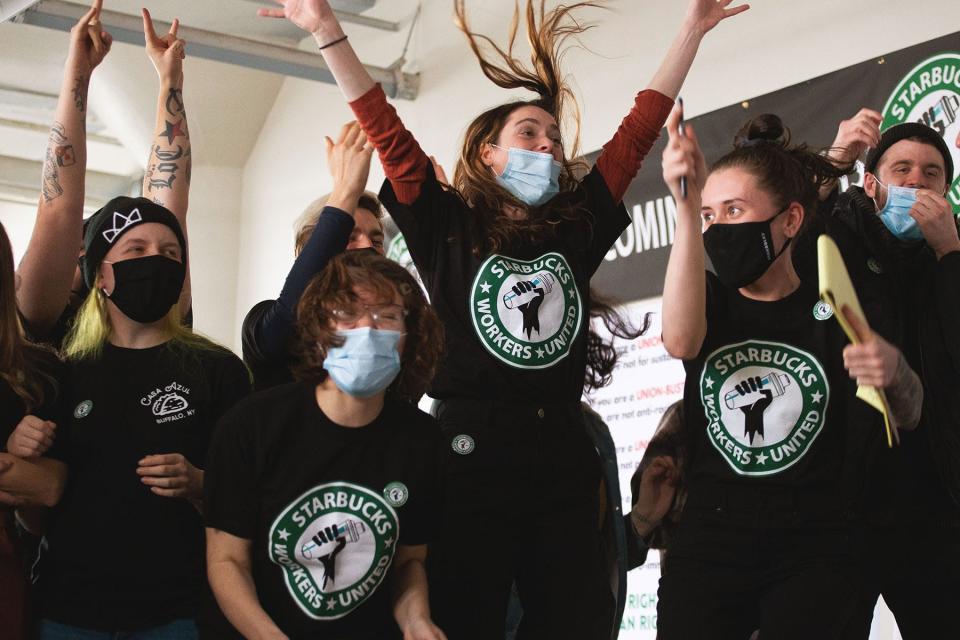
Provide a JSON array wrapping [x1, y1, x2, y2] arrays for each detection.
[[235, 0, 960, 347], [184, 164, 244, 346], [0, 201, 41, 266]]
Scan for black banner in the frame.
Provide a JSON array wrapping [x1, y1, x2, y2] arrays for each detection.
[[591, 31, 960, 303]]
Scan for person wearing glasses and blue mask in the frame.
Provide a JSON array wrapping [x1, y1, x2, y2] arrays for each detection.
[[821, 120, 960, 638], [255, 0, 747, 636], [204, 251, 446, 640]]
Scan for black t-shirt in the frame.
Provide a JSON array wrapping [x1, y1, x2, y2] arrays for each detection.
[[38, 341, 251, 630], [682, 271, 875, 498], [379, 165, 629, 401], [203, 383, 441, 640]]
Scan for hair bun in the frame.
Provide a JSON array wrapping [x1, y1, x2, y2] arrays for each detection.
[[734, 113, 790, 149]]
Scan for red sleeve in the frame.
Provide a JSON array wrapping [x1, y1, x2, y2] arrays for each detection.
[[349, 84, 431, 205], [595, 89, 674, 203]]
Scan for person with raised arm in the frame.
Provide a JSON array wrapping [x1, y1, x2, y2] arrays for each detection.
[[31, 12, 250, 639], [242, 121, 388, 391], [16, 0, 111, 345], [656, 104, 922, 639], [819, 111, 960, 638], [141, 7, 194, 317], [259, 1, 746, 637]]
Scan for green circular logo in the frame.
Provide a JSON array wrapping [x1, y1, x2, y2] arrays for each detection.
[[812, 301, 834, 321], [383, 481, 409, 508], [867, 258, 884, 274], [73, 400, 93, 419], [386, 233, 411, 266], [268, 482, 398, 620], [469, 252, 583, 369], [699, 340, 830, 476], [451, 434, 475, 455], [386, 232, 425, 292], [880, 53, 960, 215]]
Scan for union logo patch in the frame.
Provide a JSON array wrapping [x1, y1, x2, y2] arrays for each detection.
[[699, 340, 830, 476], [268, 482, 399, 620], [469, 252, 583, 369]]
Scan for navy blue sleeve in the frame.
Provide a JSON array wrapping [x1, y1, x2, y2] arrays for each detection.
[[251, 207, 354, 361]]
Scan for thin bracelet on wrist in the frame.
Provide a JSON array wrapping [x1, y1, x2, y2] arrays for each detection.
[[317, 34, 348, 51]]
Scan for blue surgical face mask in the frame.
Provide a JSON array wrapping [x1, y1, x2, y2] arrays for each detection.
[[322, 327, 402, 398], [492, 145, 561, 207], [873, 178, 924, 243]]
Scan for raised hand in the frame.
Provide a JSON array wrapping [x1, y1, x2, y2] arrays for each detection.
[[512, 280, 545, 339], [684, 0, 750, 36], [827, 108, 882, 169], [142, 8, 186, 82], [662, 102, 706, 212], [735, 378, 772, 445], [68, 0, 113, 73], [257, 0, 336, 36], [325, 121, 374, 213]]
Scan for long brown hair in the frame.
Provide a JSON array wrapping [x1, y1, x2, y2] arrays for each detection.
[[712, 114, 851, 236], [1, 222, 57, 411], [451, 0, 605, 253], [583, 292, 651, 394], [294, 251, 444, 402]]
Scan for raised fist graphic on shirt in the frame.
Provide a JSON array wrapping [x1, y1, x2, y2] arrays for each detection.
[[735, 376, 773, 445], [511, 280, 545, 339], [316, 535, 347, 589]]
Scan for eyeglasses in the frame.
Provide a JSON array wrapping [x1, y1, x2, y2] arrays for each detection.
[[331, 303, 408, 329]]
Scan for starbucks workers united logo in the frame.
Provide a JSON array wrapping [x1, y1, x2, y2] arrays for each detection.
[[470, 252, 583, 369], [699, 341, 830, 476], [880, 52, 960, 214], [268, 482, 399, 620]]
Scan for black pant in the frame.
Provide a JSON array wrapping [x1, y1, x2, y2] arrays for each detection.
[[428, 399, 613, 640], [657, 484, 861, 640], [848, 519, 960, 639]]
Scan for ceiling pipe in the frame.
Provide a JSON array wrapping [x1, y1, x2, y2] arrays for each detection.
[[10, 0, 419, 99]]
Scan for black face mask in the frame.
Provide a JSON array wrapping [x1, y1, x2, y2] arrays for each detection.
[[104, 255, 186, 323], [703, 206, 791, 289]]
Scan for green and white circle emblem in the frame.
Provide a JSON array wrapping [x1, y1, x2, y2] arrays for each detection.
[[469, 252, 583, 369], [699, 340, 830, 476], [268, 482, 399, 620]]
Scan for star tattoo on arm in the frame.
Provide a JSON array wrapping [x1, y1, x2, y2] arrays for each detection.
[[161, 120, 186, 145]]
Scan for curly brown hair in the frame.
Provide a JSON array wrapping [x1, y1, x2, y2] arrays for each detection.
[[451, 0, 606, 254], [293, 251, 444, 401]]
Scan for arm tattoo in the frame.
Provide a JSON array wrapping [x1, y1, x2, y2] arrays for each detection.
[[145, 145, 183, 192], [165, 88, 185, 117], [72, 75, 87, 112], [41, 123, 70, 202]]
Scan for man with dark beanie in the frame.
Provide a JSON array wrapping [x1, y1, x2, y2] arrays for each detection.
[[823, 120, 959, 638]]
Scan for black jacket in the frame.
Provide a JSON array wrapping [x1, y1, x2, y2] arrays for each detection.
[[825, 186, 960, 522]]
